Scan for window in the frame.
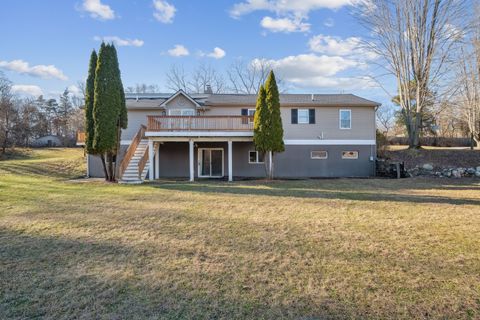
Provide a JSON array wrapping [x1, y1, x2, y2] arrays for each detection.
[[249, 151, 264, 164], [339, 109, 351, 129], [342, 151, 358, 159], [311, 150, 328, 159], [298, 109, 309, 124], [169, 109, 196, 116], [248, 109, 255, 123]]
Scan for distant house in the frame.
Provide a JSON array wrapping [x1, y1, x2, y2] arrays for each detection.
[[32, 135, 63, 147], [82, 90, 380, 183]]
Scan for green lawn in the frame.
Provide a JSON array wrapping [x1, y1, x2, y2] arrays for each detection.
[[1, 148, 480, 319]]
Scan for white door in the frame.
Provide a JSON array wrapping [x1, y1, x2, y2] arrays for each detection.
[[198, 148, 224, 178]]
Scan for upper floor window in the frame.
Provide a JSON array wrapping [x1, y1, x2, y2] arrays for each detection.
[[291, 109, 315, 124], [169, 109, 196, 116], [339, 109, 351, 129], [248, 109, 255, 123]]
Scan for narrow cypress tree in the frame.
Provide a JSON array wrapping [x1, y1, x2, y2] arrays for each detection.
[[93, 43, 119, 181], [264, 70, 284, 179], [84, 50, 97, 155], [253, 85, 269, 172]]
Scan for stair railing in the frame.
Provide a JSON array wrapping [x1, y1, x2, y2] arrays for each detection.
[[118, 125, 146, 179]]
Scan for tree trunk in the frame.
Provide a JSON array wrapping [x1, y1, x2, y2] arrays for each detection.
[[114, 124, 121, 181], [100, 153, 109, 181], [2, 130, 9, 154], [107, 153, 115, 182]]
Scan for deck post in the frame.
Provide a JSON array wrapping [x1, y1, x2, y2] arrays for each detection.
[[228, 140, 233, 182], [148, 140, 154, 181], [189, 139, 194, 182], [155, 143, 160, 179]]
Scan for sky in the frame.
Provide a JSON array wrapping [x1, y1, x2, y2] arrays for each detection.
[[0, 0, 394, 105]]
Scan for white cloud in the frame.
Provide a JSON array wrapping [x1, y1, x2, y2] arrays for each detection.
[[251, 54, 376, 89], [230, 0, 356, 18], [153, 0, 176, 23], [167, 45, 189, 57], [206, 47, 226, 59], [324, 18, 334, 27], [80, 0, 115, 20], [12, 85, 43, 97], [308, 34, 377, 60], [260, 16, 310, 33], [94, 36, 144, 47], [0, 59, 68, 81]]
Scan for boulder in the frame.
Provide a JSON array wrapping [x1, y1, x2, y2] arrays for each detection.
[[467, 167, 476, 175], [451, 170, 462, 178], [475, 171, 480, 178], [422, 163, 434, 171]]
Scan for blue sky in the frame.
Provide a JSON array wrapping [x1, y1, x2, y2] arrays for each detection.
[[0, 0, 393, 104]]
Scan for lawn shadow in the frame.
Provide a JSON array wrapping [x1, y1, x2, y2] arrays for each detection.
[[0, 227, 355, 319], [150, 179, 480, 206]]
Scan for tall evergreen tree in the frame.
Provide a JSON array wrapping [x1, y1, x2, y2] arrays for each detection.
[[264, 70, 284, 179], [84, 49, 97, 155], [253, 84, 269, 169], [93, 43, 119, 181]]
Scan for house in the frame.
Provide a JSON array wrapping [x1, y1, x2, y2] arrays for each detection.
[[80, 90, 380, 183], [32, 135, 63, 147]]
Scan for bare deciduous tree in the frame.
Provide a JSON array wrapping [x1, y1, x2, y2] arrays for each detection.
[[0, 72, 16, 154], [165, 65, 189, 92], [227, 59, 275, 94], [457, 17, 480, 147], [376, 104, 396, 136], [357, 0, 467, 148], [189, 64, 226, 94]]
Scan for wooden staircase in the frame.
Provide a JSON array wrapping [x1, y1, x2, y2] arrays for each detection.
[[118, 125, 150, 184], [119, 139, 150, 184]]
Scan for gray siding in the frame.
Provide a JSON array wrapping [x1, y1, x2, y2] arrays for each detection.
[[88, 142, 375, 179]]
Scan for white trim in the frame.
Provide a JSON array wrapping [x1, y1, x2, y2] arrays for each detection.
[[148, 137, 252, 142], [189, 140, 194, 181], [160, 90, 201, 108], [148, 140, 154, 181], [120, 140, 132, 145], [228, 141, 232, 182], [168, 109, 196, 116], [339, 109, 351, 129], [248, 150, 264, 164], [198, 148, 224, 178], [146, 131, 253, 137], [284, 139, 375, 145]]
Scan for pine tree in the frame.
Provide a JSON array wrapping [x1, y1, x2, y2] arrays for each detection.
[[264, 70, 284, 179], [84, 49, 97, 154]]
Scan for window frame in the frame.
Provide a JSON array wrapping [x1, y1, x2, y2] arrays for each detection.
[[297, 109, 310, 124], [248, 150, 264, 164], [247, 108, 255, 124], [310, 150, 328, 160], [168, 109, 196, 116], [341, 151, 359, 160], [339, 109, 352, 130]]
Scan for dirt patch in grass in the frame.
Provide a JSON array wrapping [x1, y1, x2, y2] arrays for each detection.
[[384, 146, 480, 170]]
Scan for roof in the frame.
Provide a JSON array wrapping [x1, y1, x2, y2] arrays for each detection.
[[204, 94, 380, 107], [125, 92, 380, 109]]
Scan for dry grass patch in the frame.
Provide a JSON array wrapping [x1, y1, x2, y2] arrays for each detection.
[[1, 148, 480, 319]]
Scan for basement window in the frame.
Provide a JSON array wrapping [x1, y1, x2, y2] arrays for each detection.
[[249, 151, 264, 164], [342, 151, 358, 159], [311, 150, 328, 159]]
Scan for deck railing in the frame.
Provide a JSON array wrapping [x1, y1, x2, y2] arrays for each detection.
[[118, 125, 146, 179], [76, 131, 85, 145], [147, 115, 254, 131], [138, 144, 149, 179]]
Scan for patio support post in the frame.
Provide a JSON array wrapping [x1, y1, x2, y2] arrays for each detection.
[[228, 140, 233, 182], [189, 139, 194, 181], [155, 143, 160, 179], [148, 139, 154, 181]]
